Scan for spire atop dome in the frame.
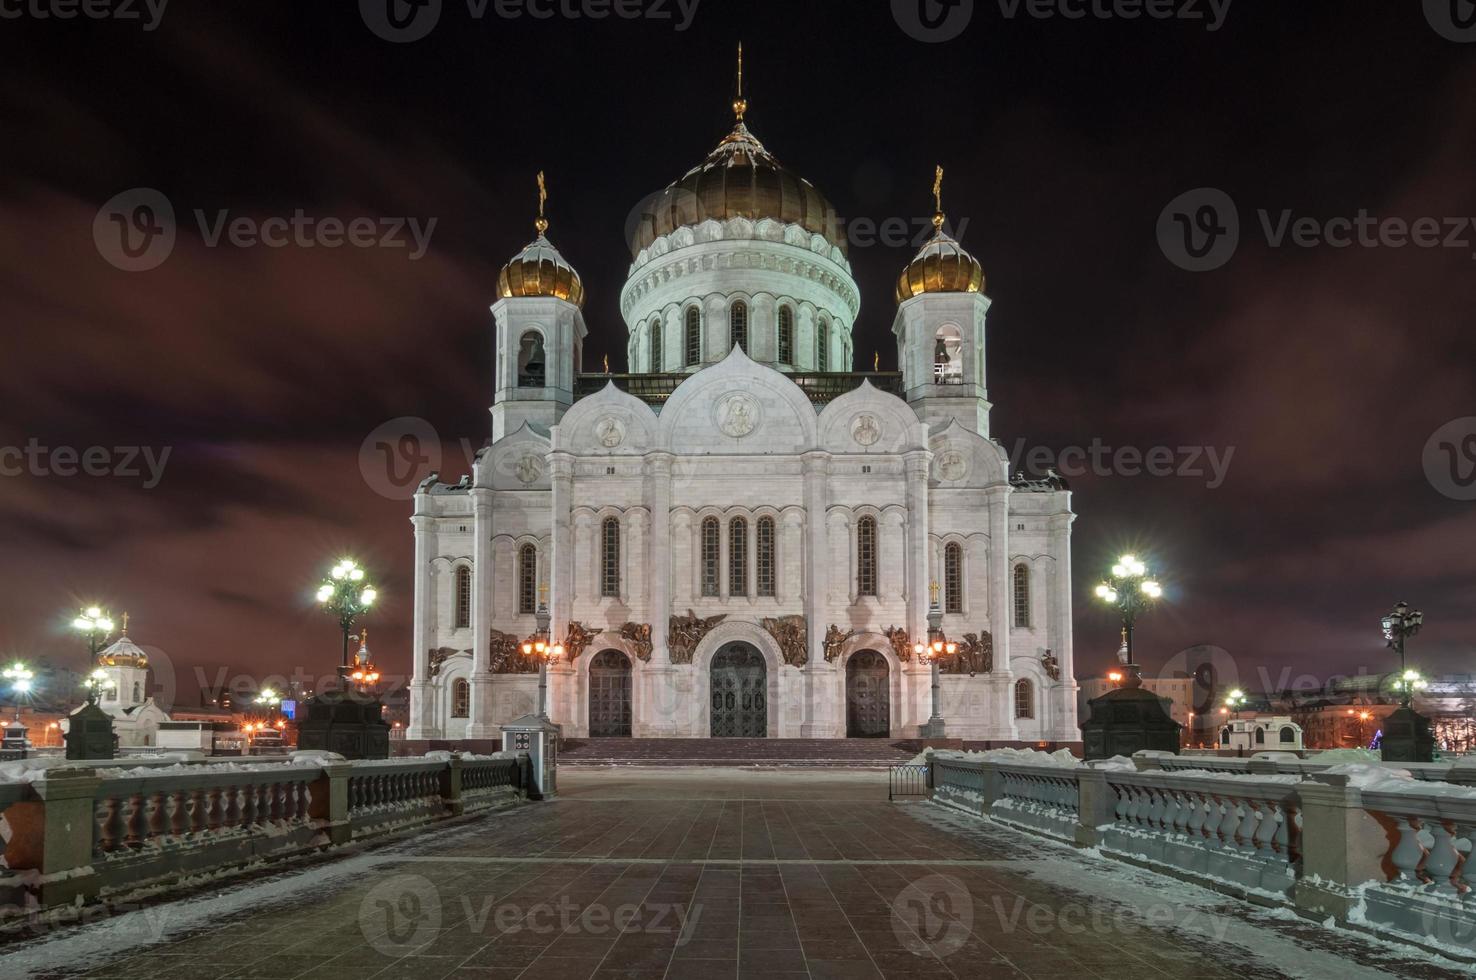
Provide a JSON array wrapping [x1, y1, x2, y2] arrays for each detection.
[[732, 42, 748, 122], [932, 165, 946, 231]]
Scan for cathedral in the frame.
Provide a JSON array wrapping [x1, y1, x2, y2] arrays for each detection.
[[405, 64, 1078, 744]]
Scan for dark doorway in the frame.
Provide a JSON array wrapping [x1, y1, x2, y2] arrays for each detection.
[[846, 649, 890, 738], [588, 649, 632, 737], [710, 643, 767, 738]]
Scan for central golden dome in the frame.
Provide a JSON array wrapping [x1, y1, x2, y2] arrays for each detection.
[[628, 119, 846, 258]]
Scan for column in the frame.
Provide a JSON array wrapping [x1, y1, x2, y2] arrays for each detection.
[[1049, 510, 1077, 738], [647, 455, 673, 663], [903, 451, 932, 641], [986, 484, 1016, 739], [802, 452, 831, 737], [466, 487, 497, 739], [407, 510, 438, 740], [549, 453, 575, 643]]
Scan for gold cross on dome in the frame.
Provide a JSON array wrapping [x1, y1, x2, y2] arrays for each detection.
[[932, 165, 946, 230], [535, 171, 549, 234]]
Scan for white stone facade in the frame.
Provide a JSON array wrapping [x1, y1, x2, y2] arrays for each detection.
[[407, 116, 1078, 743]]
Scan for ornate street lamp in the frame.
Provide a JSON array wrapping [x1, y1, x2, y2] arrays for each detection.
[[522, 601, 565, 722], [82, 668, 115, 706], [915, 583, 958, 739], [72, 607, 116, 658], [1093, 554, 1163, 685], [254, 687, 282, 721], [1381, 601, 1424, 705], [1223, 688, 1247, 720], [3, 662, 33, 724], [1392, 669, 1429, 707], [315, 558, 378, 682]]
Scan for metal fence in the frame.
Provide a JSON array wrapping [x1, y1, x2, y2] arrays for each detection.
[[888, 763, 930, 800]]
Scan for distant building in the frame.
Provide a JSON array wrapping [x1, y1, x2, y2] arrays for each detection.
[[1078, 675, 1194, 729], [1218, 716, 1303, 751], [63, 617, 172, 748]]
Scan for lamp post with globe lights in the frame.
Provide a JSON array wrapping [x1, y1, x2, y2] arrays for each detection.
[[1093, 554, 1163, 685], [3, 663, 33, 724], [72, 607, 116, 659], [1378, 601, 1435, 762], [915, 583, 957, 739], [315, 559, 378, 684], [82, 668, 116, 706], [1224, 688, 1247, 719], [1079, 553, 1181, 759]]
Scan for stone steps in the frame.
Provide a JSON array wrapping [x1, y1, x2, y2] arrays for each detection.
[[559, 737, 918, 768]]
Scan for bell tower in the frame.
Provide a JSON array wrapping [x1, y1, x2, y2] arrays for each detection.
[[892, 167, 992, 437], [490, 172, 588, 441]]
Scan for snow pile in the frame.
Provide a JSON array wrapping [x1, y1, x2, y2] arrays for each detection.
[[289, 750, 346, 765], [1320, 763, 1416, 790], [0, 758, 64, 784], [1089, 756, 1137, 772], [911, 746, 1084, 768], [1309, 748, 1381, 764]]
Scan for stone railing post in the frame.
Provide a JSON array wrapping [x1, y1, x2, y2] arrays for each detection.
[[1074, 769, 1114, 849], [1293, 775, 1388, 921], [1247, 758, 1279, 776], [314, 764, 354, 845], [980, 762, 1002, 809], [1446, 758, 1476, 788], [441, 753, 464, 816], [1133, 750, 1170, 771], [3, 769, 103, 908]]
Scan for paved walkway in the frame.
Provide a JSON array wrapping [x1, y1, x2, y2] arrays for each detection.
[[558, 738, 916, 767], [0, 768, 1467, 980]]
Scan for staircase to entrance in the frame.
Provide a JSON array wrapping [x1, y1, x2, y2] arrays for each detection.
[[558, 737, 917, 768]]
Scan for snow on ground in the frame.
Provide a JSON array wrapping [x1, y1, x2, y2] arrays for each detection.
[[915, 801, 1472, 980]]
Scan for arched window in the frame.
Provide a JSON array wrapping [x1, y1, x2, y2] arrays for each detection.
[[1014, 678, 1034, 719], [684, 307, 701, 366], [451, 678, 470, 718], [517, 330, 546, 387], [730, 301, 748, 353], [756, 516, 776, 597], [601, 517, 620, 598], [729, 517, 748, 597], [132, 681, 142, 703], [454, 565, 471, 630], [1220, 727, 1231, 745], [1255, 727, 1266, 745], [518, 544, 537, 614], [700, 517, 720, 597], [933, 325, 963, 384], [944, 543, 964, 614], [1013, 564, 1031, 628], [1280, 726, 1297, 743], [777, 306, 794, 364], [649, 317, 663, 372], [817, 317, 830, 371], [856, 516, 878, 597]]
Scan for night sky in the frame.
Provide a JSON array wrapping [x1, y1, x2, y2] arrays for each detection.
[[1, 0, 1473, 708]]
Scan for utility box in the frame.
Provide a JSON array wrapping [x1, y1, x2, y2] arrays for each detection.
[[501, 714, 558, 800]]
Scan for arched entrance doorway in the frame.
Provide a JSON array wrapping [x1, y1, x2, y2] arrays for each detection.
[[710, 643, 767, 737], [588, 649, 632, 737], [846, 650, 890, 738]]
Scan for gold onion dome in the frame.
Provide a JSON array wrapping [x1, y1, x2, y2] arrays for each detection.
[[496, 171, 586, 308], [97, 614, 148, 668], [628, 45, 845, 258], [895, 166, 985, 303]]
